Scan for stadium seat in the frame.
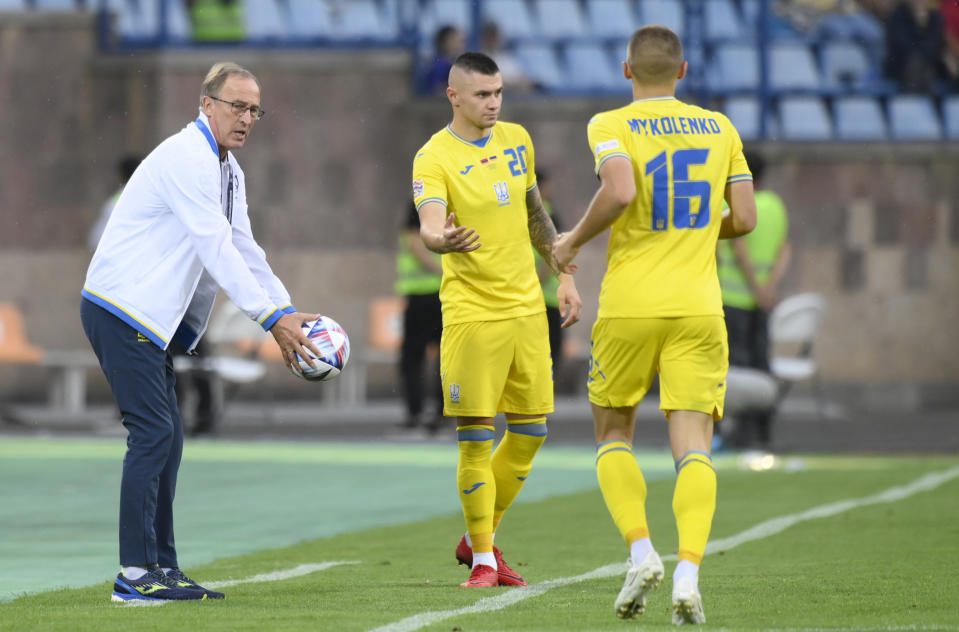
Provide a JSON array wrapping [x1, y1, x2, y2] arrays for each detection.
[[421, 0, 470, 30], [244, 0, 289, 40], [723, 96, 776, 141], [0, 304, 43, 364], [833, 96, 887, 141], [33, 0, 79, 9], [821, 41, 872, 91], [768, 292, 828, 419], [165, 0, 192, 41], [329, 0, 394, 40], [710, 43, 759, 92], [515, 42, 563, 90], [943, 95, 959, 140], [123, 0, 189, 42], [564, 42, 623, 91], [778, 96, 833, 140], [534, 0, 587, 39], [638, 0, 685, 38], [484, 0, 537, 39], [769, 42, 821, 92], [704, 0, 743, 42], [0, 0, 25, 9], [888, 95, 943, 141], [286, 0, 331, 39], [585, 0, 637, 40]]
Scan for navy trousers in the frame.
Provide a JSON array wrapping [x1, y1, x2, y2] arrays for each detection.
[[81, 299, 183, 568]]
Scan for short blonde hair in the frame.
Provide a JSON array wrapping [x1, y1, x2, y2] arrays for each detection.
[[200, 62, 259, 100], [627, 25, 684, 84]]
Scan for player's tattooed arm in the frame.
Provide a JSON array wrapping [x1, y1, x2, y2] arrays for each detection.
[[526, 187, 560, 276]]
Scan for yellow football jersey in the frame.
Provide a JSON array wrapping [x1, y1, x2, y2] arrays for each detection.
[[412, 122, 543, 326], [588, 96, 751, 318]]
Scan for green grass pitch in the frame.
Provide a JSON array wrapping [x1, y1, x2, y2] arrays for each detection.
[[1, 437, 957, 631]]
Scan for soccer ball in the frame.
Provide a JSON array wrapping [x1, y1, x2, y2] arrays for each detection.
[[290, 316, 350, 381]]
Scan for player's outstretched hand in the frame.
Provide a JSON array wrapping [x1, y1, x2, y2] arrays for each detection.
[[443, 213, 481, 253], [270, 312, 323, 370], [553, 232, 579, 274], [557, 274, 582, 328]]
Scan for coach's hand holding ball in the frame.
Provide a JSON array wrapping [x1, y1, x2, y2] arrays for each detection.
[[289, 316, 351, 381]]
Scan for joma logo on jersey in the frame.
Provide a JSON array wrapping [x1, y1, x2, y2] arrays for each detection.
[[449, 383, 461, 404], [493, 181, 510, 204]]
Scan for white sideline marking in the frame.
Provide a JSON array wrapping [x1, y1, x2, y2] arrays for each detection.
[[205, 561, 360, 589], [369, 466, 959, 632]]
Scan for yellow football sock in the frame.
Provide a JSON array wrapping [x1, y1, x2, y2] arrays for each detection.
[[457, 425, 496, 553], [490, 418, 547, 531], [672, 451, 716, 565], [596, 440, 650, 545]]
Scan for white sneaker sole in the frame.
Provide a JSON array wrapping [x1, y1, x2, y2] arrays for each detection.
[[614, 552, 664, 619], [672, 582, 706, 625]]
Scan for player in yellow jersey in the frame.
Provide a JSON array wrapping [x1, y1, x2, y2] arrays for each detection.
[[554, 26, 757, 624], [412, 52, 582, 588]]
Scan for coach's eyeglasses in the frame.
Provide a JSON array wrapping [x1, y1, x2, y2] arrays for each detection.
[[209, 96, 266, 120]]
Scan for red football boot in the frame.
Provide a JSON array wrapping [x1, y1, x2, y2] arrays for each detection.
[[455, 535, 528, 587], [460, 564, 498, 587]]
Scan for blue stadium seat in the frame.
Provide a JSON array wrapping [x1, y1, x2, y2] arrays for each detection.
[[515, 42, 563, 90], [710, 43, 759, 92], [778, 96, 833, 140], [586, 0, 637, 40], [329, 0, 393, 40], [534, 0, 587, 39], [888, 95, 942, 141], [769, 42, 821, 92], [0, 0, 25, 9], [484, 0, 537, 39], [638, 0, 685, 38], [245, 0, 290, 40], [564, 42, 624, 91], [723, 96, 775, 141], [821, 41, 872, 91], [943, 96, 959, 140], [419, 0, 470, 30], [106, 0, 153, 40], [287, 0, 331, 39], [833, 96, 887, 141], [33, 0, 79, 9], [740, 0, 759, 25], [704, 0, 743, 42]]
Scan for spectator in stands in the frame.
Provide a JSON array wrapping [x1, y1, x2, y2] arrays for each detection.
[[775, 0, 884, 48], [532, 171, 565, 375], [884, 0, 954, 92], [423, 25, 466, 95], [717, 150, 792, 450], [187, 0, 246, 43], [939, 0, 959, 85], [481, 21, 535, 93], [88, 155, 142, 252], [396, 199, 444, 434]]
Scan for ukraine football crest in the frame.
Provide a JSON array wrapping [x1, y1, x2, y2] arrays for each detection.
[[493, 181, 510, 205]]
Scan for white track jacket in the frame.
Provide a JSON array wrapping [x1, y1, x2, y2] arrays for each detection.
[[82, 112, 293, 351]]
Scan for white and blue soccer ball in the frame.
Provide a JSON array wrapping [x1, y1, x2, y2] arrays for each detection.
[[290, 316, 350, 381]]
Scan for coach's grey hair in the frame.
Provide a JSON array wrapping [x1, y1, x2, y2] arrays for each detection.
[[200, 62, 260, 101]]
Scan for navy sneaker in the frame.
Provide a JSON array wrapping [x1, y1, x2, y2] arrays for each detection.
[[111, 568, 208, 603], [166, 568, 225, 599]]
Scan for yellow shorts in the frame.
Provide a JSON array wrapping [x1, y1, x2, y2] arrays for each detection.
[[587, 316, 728, 420], [440, 313, 553, 418]]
